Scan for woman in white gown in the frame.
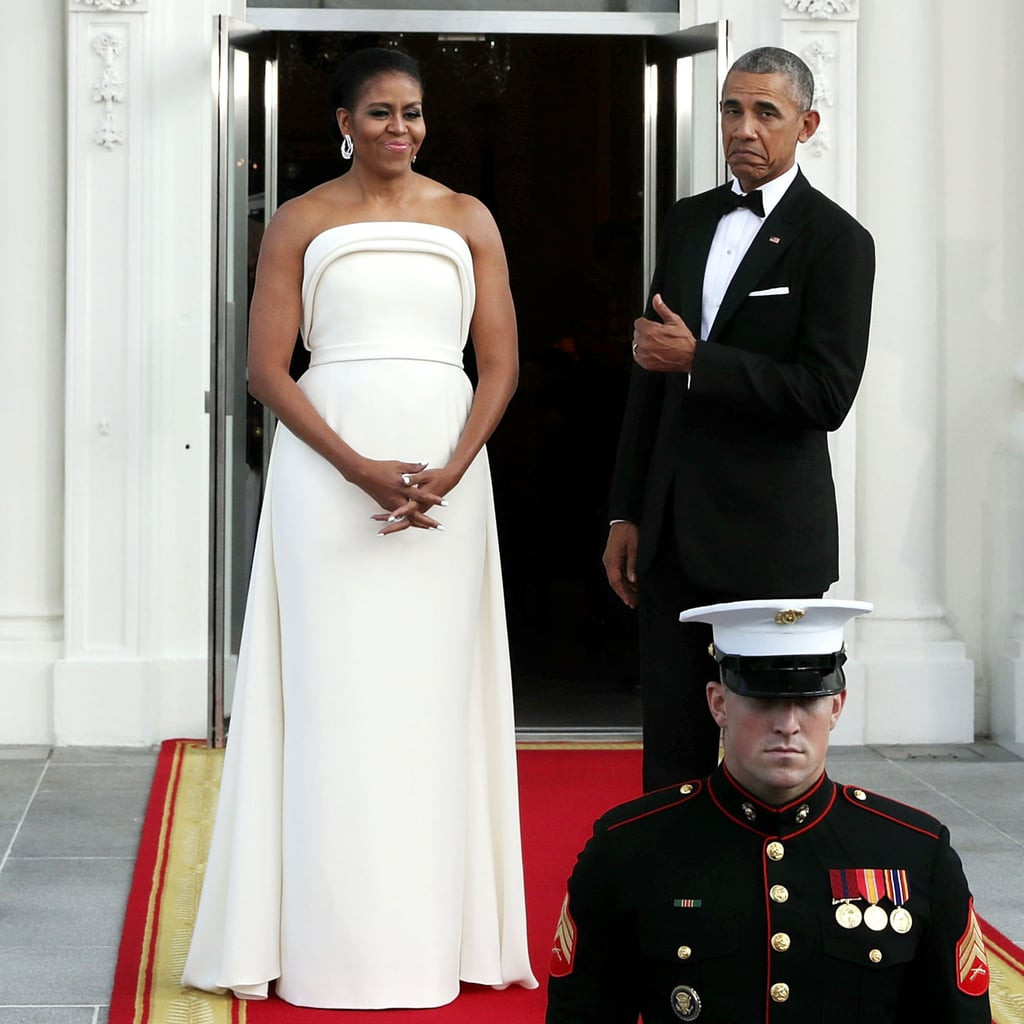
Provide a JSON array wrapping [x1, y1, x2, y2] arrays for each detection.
[[182, 47, 537, 1009]]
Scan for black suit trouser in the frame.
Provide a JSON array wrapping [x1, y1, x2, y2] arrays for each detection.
[[637, 522, 822, 792], [637, 552, 738, 792]]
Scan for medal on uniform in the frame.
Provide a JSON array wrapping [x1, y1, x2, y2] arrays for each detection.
[[858, 869, 889, 931], [835, 901, 863, 928], [829, 870, 864, 928], [885, 869, 913, 933], [863, 904, 887, 931], [889, 906, 913, 933]]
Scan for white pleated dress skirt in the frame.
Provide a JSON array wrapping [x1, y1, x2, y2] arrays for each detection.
[[182, 221, 537, 1008]]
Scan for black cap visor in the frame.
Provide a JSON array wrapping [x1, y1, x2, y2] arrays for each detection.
[[713, 649, 847, 698]]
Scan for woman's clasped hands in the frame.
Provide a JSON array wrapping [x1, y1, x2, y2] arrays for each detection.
[[356, 459, 453, 535]]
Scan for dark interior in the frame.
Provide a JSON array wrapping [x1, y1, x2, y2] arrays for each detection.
[[273, 33, 646, 730]]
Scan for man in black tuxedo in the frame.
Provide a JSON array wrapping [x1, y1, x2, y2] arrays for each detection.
[[602, 47, 875, 791]]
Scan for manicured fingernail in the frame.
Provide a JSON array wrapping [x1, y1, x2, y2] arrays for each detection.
[[434, 524, 445, 531], [440, 500, 449, 507]]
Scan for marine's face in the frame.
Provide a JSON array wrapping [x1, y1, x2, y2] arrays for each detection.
[[719, 70, 819, 193], [707, 682, 844, 805], [336, 71, 424, 171]]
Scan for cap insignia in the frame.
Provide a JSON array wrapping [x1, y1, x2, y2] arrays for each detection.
[[774, 609, 806, 625]]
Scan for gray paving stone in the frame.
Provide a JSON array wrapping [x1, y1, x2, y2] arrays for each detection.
[[49, 748, 158, 768], [36, 763, 155, 801], [0, 947, 115, 1006], [0, 859, 132, 949], [0, 1008, 101, 1023], [13, 812, 146, 861], [0, 763, 45, 824], [13, 764, 155, 858], [0, 747, 50, 762]]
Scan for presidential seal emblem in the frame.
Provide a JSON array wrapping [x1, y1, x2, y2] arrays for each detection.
[[670, 984, 702, 1021]]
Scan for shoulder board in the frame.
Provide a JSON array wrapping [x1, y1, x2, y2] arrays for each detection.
[[839, 784, 942, 840], [603, 779, 703, 834]]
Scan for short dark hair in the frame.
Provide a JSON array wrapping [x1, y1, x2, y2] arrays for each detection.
[[729, 46, 814, 111], [328, 47, 423, 143]]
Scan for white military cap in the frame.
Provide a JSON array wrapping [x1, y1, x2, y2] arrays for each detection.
[[678, 598, 873, 697]]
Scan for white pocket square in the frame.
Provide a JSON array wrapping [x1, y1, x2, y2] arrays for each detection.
[[748, 286, 790, 297]]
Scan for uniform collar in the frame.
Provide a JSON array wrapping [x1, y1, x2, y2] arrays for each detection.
[[708, 764, 836, 836]]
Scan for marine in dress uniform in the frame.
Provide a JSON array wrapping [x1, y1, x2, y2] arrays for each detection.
[[546, 600, 992, 1024]]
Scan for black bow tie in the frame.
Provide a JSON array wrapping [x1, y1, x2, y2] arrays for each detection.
[[721, 188, 765, 218]]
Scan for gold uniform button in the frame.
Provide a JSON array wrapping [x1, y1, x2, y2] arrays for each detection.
[[679, 784, 694, 795], [854, 789, 867, 801], [869, 949, 883, 964], [769, 884, 789, 903], [770, 982, 790, 1003], [771, 932, 791, 952], [677, 945, 692, 960], [766, 841, 784, 861]]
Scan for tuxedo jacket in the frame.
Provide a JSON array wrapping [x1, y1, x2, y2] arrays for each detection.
[[609, 170, 875, 595], [546, 768, 992, 1024]]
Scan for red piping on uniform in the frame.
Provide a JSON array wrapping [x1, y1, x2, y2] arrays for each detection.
[[606, 783, 702, 832], [842, 787, 941, 840], [761, 846, 772, 1024]]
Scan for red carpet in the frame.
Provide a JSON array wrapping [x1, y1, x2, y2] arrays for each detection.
[[110, 740, 642, 1023], [112, 739, 1021, 1023]]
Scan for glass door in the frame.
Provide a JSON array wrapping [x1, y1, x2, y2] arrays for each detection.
[[207, 18, 729, 742], [643, 20, 730, 292], [208, 17, 278, 747]]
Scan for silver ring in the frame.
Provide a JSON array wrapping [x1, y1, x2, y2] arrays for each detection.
[[401, 473, 412, 486]]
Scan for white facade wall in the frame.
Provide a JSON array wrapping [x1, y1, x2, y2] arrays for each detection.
[[2, 0, 1021, 745]]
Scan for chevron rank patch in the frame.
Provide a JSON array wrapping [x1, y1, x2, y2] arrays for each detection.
[[550, 892, 577, 978], [956, 899, 990, 997]]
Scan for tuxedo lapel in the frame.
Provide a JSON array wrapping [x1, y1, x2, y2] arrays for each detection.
[[707, 172, 813, 343], [673, 187, 732, 331]]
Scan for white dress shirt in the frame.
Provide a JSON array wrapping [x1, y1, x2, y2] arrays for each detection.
[[700, 163, 799, 340]]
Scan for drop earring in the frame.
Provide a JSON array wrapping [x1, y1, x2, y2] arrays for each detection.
[[340, 134, 353, 160]]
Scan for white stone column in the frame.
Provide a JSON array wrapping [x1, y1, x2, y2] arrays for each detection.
[[855, 0, 975, 743], [780, 0, 865, 744], [55, 0, 244, 744], [0, 0, 67, 743], [56, 0, 153, 743], [989, 372, 1024, 746]]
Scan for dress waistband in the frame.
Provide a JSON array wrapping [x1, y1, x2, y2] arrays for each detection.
[[308, 342, 464, 369]]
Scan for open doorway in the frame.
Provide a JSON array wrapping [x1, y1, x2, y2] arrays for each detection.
[[268, 32, 647, 733]]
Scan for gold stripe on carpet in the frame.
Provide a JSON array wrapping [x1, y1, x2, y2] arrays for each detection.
[[516, 741, 643, 750], [142, 741, 242, 1024], [987, 924, 1024, 1024]]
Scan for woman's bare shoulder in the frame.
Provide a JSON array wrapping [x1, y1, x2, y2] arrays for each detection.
[[421, 188, 497, 245], [265, 181, 354, 250]]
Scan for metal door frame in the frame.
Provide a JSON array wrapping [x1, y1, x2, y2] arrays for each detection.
[[208, 13, 728, 746], [208, 16, 278, 747]]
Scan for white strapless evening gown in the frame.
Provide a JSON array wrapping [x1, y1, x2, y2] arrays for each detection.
[[182, 222, 537, 1008]]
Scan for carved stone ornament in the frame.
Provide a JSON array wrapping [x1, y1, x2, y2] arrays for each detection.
[[70, 0, 146, 10], [92, 32, 126, 149], [783, 0, 857, 18], [803, 38, 837, 107], [802, 38, 836, 158]]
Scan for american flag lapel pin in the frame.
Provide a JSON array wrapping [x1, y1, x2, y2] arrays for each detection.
[[769, 235, 781, 244]]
